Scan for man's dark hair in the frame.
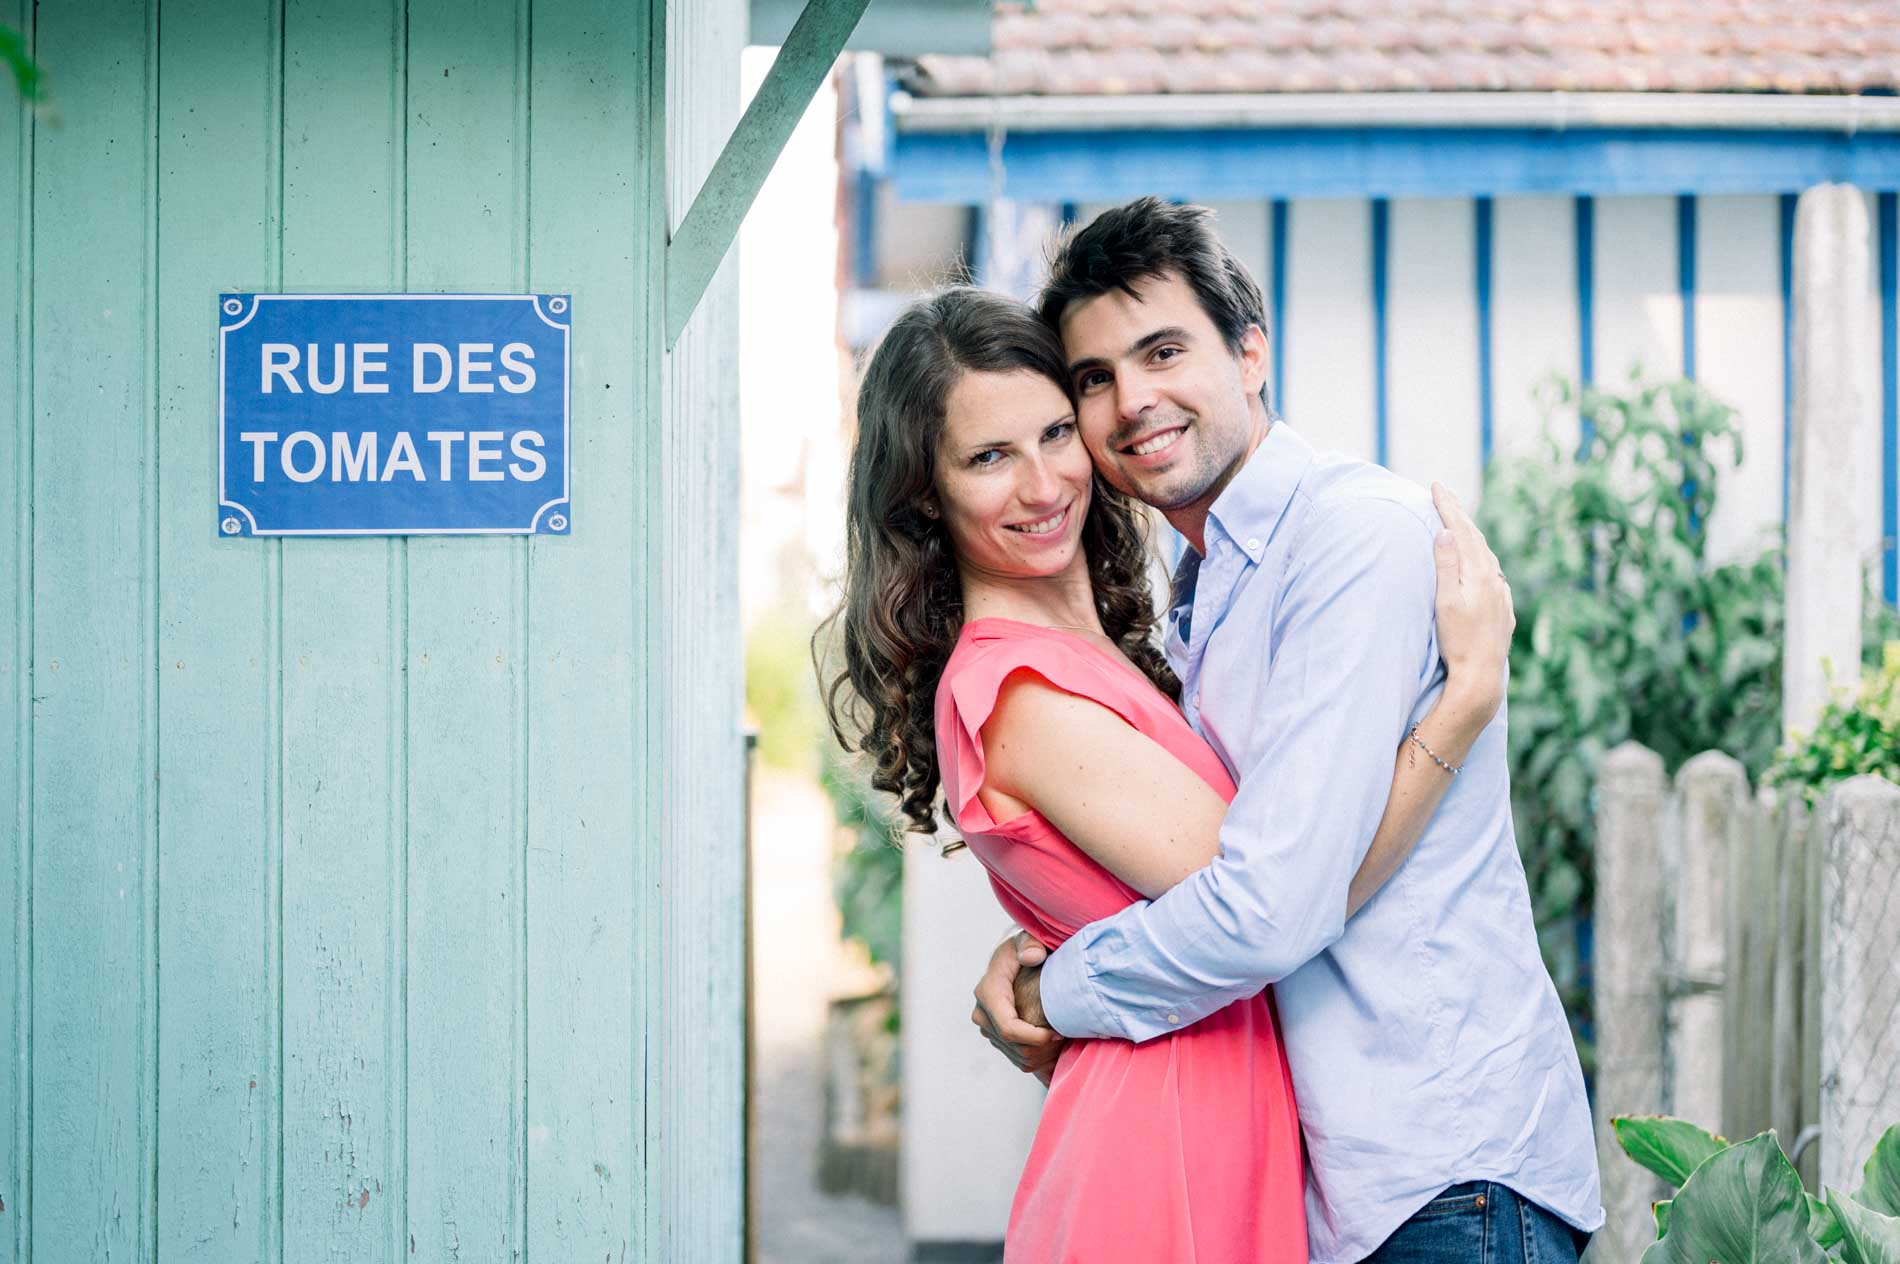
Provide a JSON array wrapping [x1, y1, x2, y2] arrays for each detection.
[[1037, 197, 1270, 405]]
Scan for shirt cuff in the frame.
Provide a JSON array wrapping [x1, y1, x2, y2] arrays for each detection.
[[1038, 934, 1123, 1041]]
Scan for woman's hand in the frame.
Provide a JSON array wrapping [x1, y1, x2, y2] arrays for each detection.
[[1429, 482, 1514, 731]]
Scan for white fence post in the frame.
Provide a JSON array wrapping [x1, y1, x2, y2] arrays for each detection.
[[1594, 742, 1671, 1261], [1818, 774, 1900, 1190], [1766, 793, 1816, 1162], [1670, 752, 1748, 1136], [1786, 183, 1873, 738]]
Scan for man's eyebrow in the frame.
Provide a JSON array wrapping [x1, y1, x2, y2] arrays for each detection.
[[1066, 326, 1193, 378]]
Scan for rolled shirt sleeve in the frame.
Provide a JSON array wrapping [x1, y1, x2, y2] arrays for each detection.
[[1040, 495, 1439, 1043]]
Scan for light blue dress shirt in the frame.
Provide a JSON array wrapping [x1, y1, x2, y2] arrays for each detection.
[[1039, 424, 1603, 1263]]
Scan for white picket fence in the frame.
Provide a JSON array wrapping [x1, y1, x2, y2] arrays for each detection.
[[1590, 746, 1900, 1261]]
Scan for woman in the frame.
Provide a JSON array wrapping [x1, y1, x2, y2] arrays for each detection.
[[819, 288, 1513, 1261]]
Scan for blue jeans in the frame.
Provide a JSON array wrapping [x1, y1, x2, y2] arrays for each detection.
[[1363, 1182, 1591, 1264]]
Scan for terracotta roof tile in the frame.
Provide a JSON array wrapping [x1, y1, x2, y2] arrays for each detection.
[[907, 0, 1900, 96]]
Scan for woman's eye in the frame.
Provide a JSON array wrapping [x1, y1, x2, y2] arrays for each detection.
[[970, 449, 1002, 467], [1044, 421, 1077, 442]]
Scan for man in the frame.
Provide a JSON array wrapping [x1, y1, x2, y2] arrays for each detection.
[[970, 198, 1602, 1262]]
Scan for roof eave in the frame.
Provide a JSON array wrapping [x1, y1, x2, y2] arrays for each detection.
[[891, 90, 1900, 135]]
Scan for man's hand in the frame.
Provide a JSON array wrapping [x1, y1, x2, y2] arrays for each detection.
[[971, 931, 1065, 1082]]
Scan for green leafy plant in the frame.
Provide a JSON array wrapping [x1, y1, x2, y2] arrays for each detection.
[[1767, 641, 1900, 806], [823, 743, 904, 979], [745, 605, 827, 772], [1614, 1115, 1900, 1261], [1479, 374, 1787, 1056]]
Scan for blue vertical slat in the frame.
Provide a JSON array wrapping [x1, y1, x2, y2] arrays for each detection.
[[1372, 197, 1389, 466], [1679, 194, 1698, 380], [850, 169, 877, 287], [1880, 192, 1898, 604], [1476, 196, 1495, 467], [1270, 198, 1287, 414], [1679, 193, 1701, 537], [1781, 192, 1797, 526], [1576, 194, 1596, 454], [1058, 200, 1077, 227], [967, 203, 987, 286]]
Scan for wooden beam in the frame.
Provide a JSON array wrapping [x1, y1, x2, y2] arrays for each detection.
[[751, 0, 988, 56], [664, 0, 871, 348]]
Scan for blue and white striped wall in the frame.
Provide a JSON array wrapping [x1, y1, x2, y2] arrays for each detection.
[[976, 191, 1899, 589]]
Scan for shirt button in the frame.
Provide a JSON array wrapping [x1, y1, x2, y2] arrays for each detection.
[[1246, 537, 1260, 552], [1167, 1013, 1181, 1025]]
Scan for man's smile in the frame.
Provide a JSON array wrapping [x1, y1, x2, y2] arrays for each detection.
[[1119, 424, 1189, 466]]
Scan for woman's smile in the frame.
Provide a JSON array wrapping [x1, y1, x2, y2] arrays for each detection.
[[1006, 504, 1073, 537]]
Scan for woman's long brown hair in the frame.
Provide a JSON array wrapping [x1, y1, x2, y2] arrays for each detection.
[[817, 287, 1178, 842]]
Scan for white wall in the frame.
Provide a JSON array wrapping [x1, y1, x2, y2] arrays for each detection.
[[1697, 195, 1786, 564], [1493, 194, 1582, 460], [901, 844, 1045, 1246], [1284, 197, 1378, 459], [1387, 196, 1483, 503]]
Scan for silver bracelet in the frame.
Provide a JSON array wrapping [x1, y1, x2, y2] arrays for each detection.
[[1408, 725, 1462, 777]]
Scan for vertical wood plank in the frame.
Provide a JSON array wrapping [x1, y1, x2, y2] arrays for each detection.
[[525, 1, 647, 1257], [153, 2, 281, 1258], [1769, 795, 1810, 1150], [1592, 195, 1684, 389], [1491, 195, 1580, 461], [1694, 195, 1784, 565], [1798, 802, 1825, 1190], [1386, 197, 1482, 501], [1, 0, 29, 1253], [279, 1, 404, 1256], [1282, 197, 1375, 459], [1724, 789, 1777, 1140], [658, 1, 746, 1256], [1593, 742, 1670, 1264], [1669, 752, 1746, 1133], [400, 3, 525, 1258], [29, 2, 156, 1257]]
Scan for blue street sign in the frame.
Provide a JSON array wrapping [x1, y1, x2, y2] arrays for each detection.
[[217, 293, 571, 536]]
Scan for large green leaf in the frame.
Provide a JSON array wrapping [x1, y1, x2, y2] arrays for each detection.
[[1830, 1188, 1900, 1264], [1812, 1192, 1846, 1248], [1614, 1115, 1730, 1188], [1639, 1134, 1828, 1264], [1859, 1126, 1900, 1217]]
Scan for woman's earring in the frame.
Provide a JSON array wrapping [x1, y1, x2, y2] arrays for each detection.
[[921, 502, 939, 520]]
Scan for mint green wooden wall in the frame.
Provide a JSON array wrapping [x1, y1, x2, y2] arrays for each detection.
[[0, 1, 746, 1259]]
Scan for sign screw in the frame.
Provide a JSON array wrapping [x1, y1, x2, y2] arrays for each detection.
[[547, 513, 568, 532], [221, 517, 241, 535], [222, 298, 242, 316], [548, 297, 567, 315]]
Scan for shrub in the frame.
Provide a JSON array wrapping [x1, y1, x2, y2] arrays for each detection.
[[1767, 641, 1900, 805], [1479, 374, 1788, 1059]]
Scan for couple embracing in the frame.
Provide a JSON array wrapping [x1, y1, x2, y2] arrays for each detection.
[[820, 198, 1605, 1262]]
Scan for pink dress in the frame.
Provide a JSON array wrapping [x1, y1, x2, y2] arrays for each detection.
[[935, 617, 1308, 1263]]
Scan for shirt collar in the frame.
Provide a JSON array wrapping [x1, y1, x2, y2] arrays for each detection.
[[1202, 420, 1315, 555]]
